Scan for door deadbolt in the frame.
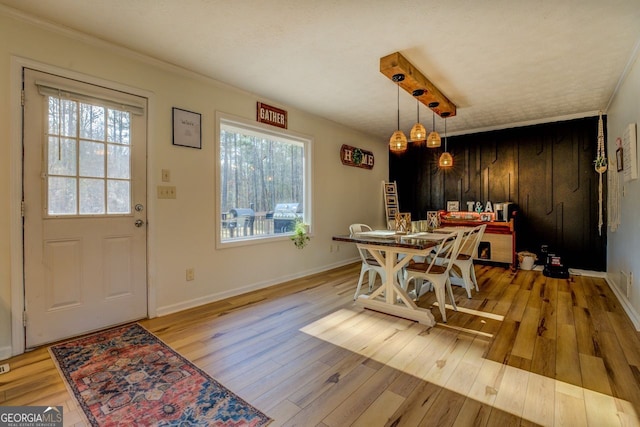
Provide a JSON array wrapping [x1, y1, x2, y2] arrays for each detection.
[[135, 204, 144, 212]]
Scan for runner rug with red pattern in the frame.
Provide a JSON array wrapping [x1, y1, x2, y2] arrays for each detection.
[[49, 323, 271, 426]]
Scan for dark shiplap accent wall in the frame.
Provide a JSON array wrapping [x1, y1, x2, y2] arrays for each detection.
[[389, 116, 607, 271]]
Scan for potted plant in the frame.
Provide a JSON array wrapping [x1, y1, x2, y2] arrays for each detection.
[[291, 219, 310, 249], [594, 156, 607, 173]]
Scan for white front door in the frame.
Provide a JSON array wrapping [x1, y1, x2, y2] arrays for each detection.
[[23, 69, 148, 348]]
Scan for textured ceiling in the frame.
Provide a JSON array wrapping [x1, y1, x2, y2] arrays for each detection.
[[2, 0, 640, 141]]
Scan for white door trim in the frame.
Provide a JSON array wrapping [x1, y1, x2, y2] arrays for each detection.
[[9, 56, 157, 357]]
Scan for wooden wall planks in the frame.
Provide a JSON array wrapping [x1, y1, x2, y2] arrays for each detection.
[[390, 116, 606, 270]]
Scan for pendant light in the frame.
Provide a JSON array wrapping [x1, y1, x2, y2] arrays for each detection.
[[426, 102, 441, 148], [389, 74, 408, 153], [438, 112, 453, 168], [409, 89, 427, 142]]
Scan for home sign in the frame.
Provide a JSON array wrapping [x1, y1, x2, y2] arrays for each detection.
[[340, 144, 374, 169]]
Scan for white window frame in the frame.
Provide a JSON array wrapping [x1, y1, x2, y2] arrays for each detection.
[[215, 111, 312, 249]]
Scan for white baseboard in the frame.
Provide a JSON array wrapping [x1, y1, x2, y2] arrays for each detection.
[[568, 268, 607, 278], [156, 257, 358, 317], [605, 276, 640, 330], [0, 346, 13, 361]]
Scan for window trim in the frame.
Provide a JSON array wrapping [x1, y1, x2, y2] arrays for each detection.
[[215, 111, 312, 249]]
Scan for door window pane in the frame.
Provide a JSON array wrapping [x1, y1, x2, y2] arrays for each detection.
[[48, 137, 76, 176], [79, 141, 105, 178], [107, 144, 130, 179], [108, 180, 130, 214], [48, 177, 77, 215], [79, 178, 105, 214], [48, 98, 77, 137], [80, 103, 105, 141], [108, 109, 130, 144]]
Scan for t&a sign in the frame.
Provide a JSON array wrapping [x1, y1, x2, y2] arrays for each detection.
[[340, 144, 374, 169], [257, 102, 287, 129]]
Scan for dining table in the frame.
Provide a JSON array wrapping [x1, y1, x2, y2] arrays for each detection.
[[332, 230, 451, 327]]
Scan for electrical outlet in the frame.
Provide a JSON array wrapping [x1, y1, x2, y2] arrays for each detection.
[[0, 363, 9, 375], [186, 268, 195, 281], [157, 185, 177, 199], [161, 169, 171, 182]]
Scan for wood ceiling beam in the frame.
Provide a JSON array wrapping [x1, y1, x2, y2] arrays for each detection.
[[380, 51, 457, 118]]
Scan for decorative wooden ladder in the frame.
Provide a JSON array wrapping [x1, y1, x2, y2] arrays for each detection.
[[382, 181, 399, 230]]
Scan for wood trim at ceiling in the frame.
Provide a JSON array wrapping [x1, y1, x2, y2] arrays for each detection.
[[380, 51, 457, 118]]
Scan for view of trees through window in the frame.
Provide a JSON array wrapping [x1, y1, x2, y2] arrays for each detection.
[[220, 121, 307, 241], [46, 96, 131, 215]]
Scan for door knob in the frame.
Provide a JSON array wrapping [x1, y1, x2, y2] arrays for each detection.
[[134, 219, 145, 228]]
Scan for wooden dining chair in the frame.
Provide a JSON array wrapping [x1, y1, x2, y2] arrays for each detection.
[[404, 230, 464, 322], [349, 223, 386, 300]]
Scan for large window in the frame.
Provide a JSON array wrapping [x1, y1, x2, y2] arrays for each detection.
[[218, 115, 311, 244]]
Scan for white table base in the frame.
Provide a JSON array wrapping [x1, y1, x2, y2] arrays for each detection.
[[354, 243, 436, 327]]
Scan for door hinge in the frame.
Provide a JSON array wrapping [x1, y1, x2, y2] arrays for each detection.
[[21, 200, 25, 217], [21, 89, 25, 106], [22, 311, 27, 327]]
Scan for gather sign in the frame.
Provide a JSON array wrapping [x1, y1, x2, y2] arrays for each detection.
[[257, 102, 287, 129], [340, 144, 374, 169]]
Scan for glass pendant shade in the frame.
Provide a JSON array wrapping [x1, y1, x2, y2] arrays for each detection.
[[410, 123, 426, 142], [438, 151, 453, 168], [389, 130, 408, 152]]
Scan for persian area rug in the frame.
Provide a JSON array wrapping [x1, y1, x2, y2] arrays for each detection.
[[49, 323, 271, 426]]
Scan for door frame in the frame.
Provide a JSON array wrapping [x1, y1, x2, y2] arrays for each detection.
[[9, 56, 157, 357]]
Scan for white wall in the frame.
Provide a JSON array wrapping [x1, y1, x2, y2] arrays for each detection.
[[0, 10, 388, 357], [606, 46, 640, 326]]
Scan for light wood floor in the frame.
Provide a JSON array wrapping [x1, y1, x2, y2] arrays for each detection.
[[2, 263, 640, 426]]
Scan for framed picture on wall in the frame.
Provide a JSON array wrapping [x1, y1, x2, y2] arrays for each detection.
[[617, 147, 624, 172], [172, 107, 202, 149], [446, 201, 459, 212]]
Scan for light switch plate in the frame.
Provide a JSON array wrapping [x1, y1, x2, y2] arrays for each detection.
[[157, 185, 176, 199], [161, 169, 171, 182]]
